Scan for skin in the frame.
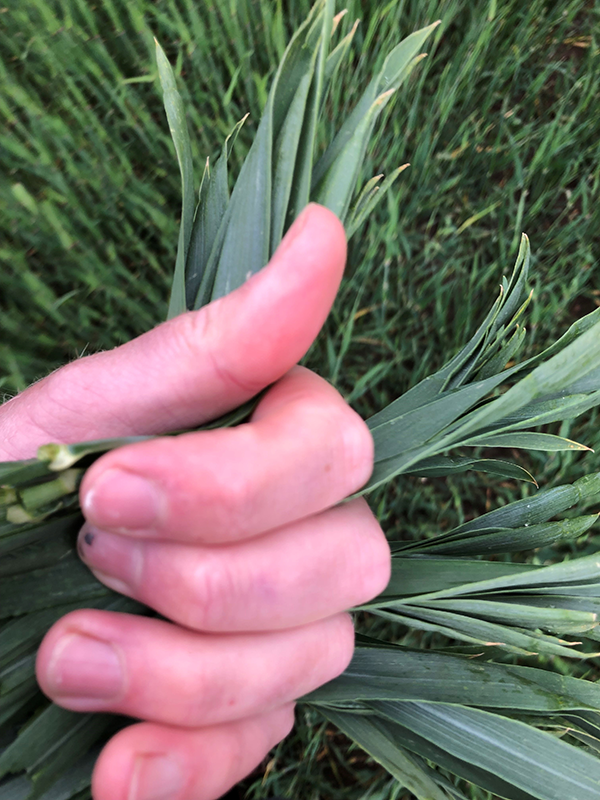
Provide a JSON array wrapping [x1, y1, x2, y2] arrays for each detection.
[[0, 205, 391, 800]]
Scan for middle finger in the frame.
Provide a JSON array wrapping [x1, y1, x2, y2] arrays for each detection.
[[77, 499, 390, 632]]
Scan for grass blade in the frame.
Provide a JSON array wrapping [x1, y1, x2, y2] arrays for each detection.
[[155, 39, 195, 319], [307, 646, 600, 712], [186, 117, 246, 309], [321, 708, 451, 800], [373, 701, 600, 800], [312, 22, 440, 187]]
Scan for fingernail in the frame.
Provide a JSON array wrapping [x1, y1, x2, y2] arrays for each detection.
[[47, 633, 124, 700], [130, 754, 185, 800], [82, 468, 165, 533], [78, 526, 141, 596]]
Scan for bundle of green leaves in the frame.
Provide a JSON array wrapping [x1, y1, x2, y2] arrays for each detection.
[[3, 2, 600, 798]]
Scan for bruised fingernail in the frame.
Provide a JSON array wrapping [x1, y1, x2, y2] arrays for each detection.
[[78, 526, 141, 596], [130, 754, 185, 800], [82, 468, 165, 533], [47, 633, 124, 701]]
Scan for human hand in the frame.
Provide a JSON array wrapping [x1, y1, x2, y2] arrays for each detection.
[[1, 204, 391, 800]]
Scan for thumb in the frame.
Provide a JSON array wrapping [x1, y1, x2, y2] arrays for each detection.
[[0, 204, 347, 459]]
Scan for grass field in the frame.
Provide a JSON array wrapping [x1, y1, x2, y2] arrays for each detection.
[[1, 0, 600, 797]]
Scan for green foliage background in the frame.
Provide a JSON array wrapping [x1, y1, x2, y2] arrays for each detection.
[[1, 0, 599, 797]]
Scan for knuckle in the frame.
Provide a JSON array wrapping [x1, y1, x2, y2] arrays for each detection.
[[322, 613, 356, 681], [175, 663, 223, 726], [261, 668, 302, 708], [267, 704, 296, 748], [208, 345, 264, 396], [225, 721, 250, 785], [209, 461, 257, 539], [337, 407, 374, 491], [296, 392, 374, 496], [190, 302, 264, 396], [347, 499, 392, 603], [187, 556, 239, 631], [168, 309, 209, 369], [23, 362, 92, 437], [266, 616, 355, 704]]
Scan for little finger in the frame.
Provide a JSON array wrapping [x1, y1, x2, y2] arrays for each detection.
[[92, 705, 295, 800]]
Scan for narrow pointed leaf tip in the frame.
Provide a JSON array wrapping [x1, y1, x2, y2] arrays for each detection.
[[155, 38, 195, 319], [158, 5, 437, 315]]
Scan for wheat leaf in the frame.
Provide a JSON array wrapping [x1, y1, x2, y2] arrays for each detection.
[[155, 39, 195, 320], [306, 646, 600, 711], [373, 702, 600, 800], [320, 708, 451, 800], [406, 455, 537, 484], [186, 116, 246, 309], [312, 22, 440, 187], [462, 431, 591, 451]]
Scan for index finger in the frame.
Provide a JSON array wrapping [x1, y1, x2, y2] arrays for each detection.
[[79, 367, 373, 543]]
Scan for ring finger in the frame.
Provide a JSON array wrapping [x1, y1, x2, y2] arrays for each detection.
[[36, 610, 353, 726]]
